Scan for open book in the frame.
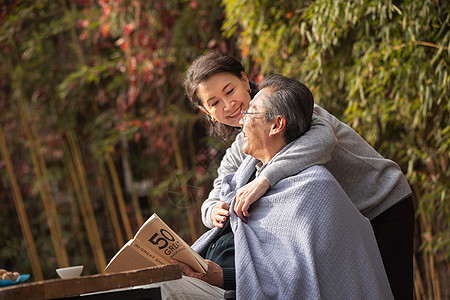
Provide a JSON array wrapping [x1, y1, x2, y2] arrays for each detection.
[[105, 213, 208, 274]]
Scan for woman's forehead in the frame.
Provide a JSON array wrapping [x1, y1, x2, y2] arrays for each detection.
[[198, 73, 236, 94], [203, 72, 240, 85]]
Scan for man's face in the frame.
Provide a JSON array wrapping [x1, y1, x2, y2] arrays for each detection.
[[241, 89, 272, 160]]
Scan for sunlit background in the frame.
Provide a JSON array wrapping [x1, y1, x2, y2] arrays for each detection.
[[0, 1, 448, 298]]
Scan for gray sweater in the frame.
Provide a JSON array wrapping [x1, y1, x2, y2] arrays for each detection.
[[201, 104, 412, 228]]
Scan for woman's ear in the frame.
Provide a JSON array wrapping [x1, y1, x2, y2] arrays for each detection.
[[240, 71, 250, 91], [269, 116, 286, 136], [199, 106, 211, 117], [199, 106, 217, 122]]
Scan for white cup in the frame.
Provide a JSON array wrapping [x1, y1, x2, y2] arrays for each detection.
[[56, 265, 84, 279]]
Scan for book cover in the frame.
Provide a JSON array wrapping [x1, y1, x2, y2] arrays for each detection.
[[105, 213, 208, 274]]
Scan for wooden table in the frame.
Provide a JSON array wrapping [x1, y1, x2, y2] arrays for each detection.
[[0, 265, 182, 300]]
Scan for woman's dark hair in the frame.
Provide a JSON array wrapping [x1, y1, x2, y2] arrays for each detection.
[[260, 74, 314, 144], [184, 52, 258, 141]]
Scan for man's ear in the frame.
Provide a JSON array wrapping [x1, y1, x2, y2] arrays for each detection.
[[269, 116, 286, 136]]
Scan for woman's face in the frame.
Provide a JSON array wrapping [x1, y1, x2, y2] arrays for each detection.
[[196, 71, 252, 128]]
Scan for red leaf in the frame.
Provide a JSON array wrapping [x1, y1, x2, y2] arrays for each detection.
[[241, 44, 249, 58], [77, 0, 90, 5], [134, 132, 141, 143], [101, 25, 110, 37], [78, 19, 89, 29], [120, 41, 128, 51], [123, 24, 133, 36]]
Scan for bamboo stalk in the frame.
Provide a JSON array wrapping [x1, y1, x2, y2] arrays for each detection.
[[171, 128, 197, 241], [99, 162, 124, 249], [68, 191, 89, 262], [60, 0, 85, 65], [63, 143, 90, 263], [147, 189, 157, 212], [187, 115, 203, 217], [65, 141, 91, 238], [413, 254, 425, 300], [414, 184, 440, 300], [18, 98, 69, 268], [146, 175, 155, 210], [187, 114, 201, 169], [429, 251, 441, 300], [121, 137, 144, 227], [106, 153, 133, 240], [66, 131, 107, 273], [423, 247, 433, 299], [420, 210, 433, 300], [0, 125, 43, 280]]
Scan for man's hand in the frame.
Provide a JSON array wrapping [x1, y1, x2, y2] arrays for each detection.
[[171, 259, 224, 288], [234, 176, 270, 222], [211, 201, 230, 228]]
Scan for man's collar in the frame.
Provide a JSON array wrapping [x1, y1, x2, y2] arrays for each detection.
[[255, 161, 266, 177]]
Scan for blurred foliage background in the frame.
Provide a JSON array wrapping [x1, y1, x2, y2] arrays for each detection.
[[0, 0, 448, 298]]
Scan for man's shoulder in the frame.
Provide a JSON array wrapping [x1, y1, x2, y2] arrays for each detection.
[[276, 165, 338, 189], [295, 164, 332, 179], [274, 165, 350, 205]]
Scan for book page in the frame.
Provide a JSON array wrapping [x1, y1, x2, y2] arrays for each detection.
[[104, 240, 159, 273], [135, 214, 208, 274], [105, 214, 208, 274]]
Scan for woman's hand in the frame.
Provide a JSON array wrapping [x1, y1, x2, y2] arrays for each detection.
[[234, 176, 270, 222], [171, 259, 224, 288], [211, 201, 230, 228]]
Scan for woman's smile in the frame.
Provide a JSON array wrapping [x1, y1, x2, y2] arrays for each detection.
[[228, 105, 243, 120]]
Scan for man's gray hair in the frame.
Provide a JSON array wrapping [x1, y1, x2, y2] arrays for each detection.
[[260, 74, 314, 144]]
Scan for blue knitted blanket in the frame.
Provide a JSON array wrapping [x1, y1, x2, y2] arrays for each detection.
[[192, 151, 393, 299]]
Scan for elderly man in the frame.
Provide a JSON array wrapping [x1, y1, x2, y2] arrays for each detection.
[[171, 74, 391, 299]]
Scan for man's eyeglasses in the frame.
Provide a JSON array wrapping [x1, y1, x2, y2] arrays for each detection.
[[240, 110, 271, 123]]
